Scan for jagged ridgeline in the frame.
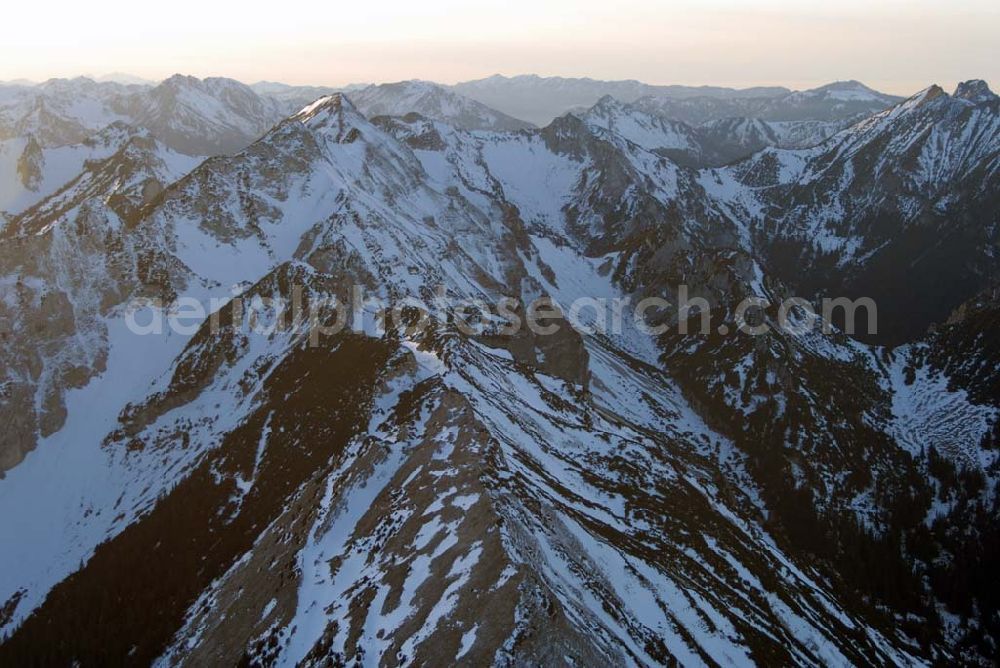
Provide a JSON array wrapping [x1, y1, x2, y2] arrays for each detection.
[[0, 75, 998, 665]]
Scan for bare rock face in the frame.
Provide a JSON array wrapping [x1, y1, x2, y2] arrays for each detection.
[[953, 79, 998, 104], [15, 135, 43, 190], [0, 224, 106, 469], [0, 132, 192, 471]]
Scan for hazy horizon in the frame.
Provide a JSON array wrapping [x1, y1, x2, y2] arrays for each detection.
[[4, 0, 997, 97], [2, 71, 997, 101]]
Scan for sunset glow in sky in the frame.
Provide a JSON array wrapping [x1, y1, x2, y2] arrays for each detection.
[[4, 0, 997, 94]]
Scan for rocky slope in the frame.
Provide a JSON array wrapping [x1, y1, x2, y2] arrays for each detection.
[[0, 77, 139, 146], [710, 80, 1000, 344], [0, 75, 324, 220], [0, 126, 200, 471], [633, 80, 902, 125], [0, 123, 174, 215], [0, 75, 292, 157], [576, 96, 848, 167]]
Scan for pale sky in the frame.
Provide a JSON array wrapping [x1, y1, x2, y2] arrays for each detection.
[[2, 0, 997, 95]]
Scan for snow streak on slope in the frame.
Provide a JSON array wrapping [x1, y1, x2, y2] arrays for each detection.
[[888, 346, 998, 470]]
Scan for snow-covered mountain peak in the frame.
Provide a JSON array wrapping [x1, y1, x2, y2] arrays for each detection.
[[134, 75, 287, 155], [160, 73, 198, 88], [157, 73, 259, 95], [347, 80, 534, 131], [953, 79, 997, 104], [35, 76, 112, 94], [0, 75, 295, 156], [864, 84, 948, 124], [574, 95, 703, 162], [354, 79, 448, 109], [791, 80, 891, 103], [148, 74, 266, 112], [589, 93, 625, 111], [577, 95, 641, 124], [818, 79, 874, 92], [914, 83, 947, 103], [92, 72, 156, 86], [291, 93, 366, 140], [294, 92, 356, 118]]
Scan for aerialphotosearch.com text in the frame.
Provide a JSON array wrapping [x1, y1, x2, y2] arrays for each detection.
[[123, 284, 878, 343]]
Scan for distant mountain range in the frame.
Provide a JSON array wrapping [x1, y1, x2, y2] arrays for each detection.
[[2, 72, 906, 128], [451, 74, 795, 125]]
